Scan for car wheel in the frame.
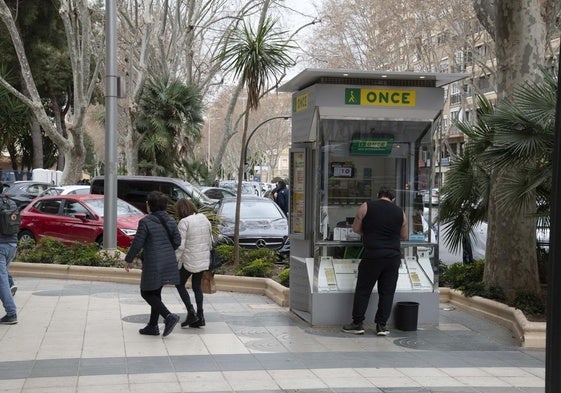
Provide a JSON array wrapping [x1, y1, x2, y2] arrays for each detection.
[[18, 230, 36, 245]]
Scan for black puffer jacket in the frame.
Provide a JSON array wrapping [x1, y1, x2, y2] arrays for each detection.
[[125, 210, 181, 290]]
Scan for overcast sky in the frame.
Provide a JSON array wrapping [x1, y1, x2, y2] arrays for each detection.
[[280, 0, 321, 80]]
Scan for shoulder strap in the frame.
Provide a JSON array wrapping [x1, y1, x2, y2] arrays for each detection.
[[154, 214, 173, 244]]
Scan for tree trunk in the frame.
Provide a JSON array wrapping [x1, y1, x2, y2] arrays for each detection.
[[485, 174, 540, 299], [482, 0, 546, 299], [29, 117, 43, 169], [60, 144, 85, 185]]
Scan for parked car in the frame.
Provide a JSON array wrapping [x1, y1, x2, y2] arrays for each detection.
[[18, 194, 144, 248], [1, 180, 53, 211], [215, 195, 290, 255], [90, 175, 215, 213], [422, 188, 440, 205], [38, 185, 91, 197], [0, 182, 12, 194], [198, 186, 236, 202], [217, 180, 259, 196]]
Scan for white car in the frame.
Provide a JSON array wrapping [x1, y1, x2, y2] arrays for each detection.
[[422, 188, 440, 205], [39, 185, 91, 197]]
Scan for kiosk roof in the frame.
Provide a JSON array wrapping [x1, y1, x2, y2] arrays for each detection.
[[278, 68, 469, 92]]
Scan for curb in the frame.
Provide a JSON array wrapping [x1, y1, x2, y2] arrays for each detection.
[[10, 262, 290, 307], [439, 287, 546, 349], [10, 263, 544, 348]]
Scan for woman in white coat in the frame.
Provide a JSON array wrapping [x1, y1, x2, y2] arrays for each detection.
[[174, 199, 212, 328]]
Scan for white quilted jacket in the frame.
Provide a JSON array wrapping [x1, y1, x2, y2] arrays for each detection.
[[176, 213, 213, 273]]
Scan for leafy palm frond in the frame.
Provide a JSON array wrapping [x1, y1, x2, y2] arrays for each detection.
[[135, 76, 204, 176], [217, 17, 295, 110], [440, 67, 558, 254]]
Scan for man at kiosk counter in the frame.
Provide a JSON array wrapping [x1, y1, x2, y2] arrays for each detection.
[[342, 186, 408, 336]]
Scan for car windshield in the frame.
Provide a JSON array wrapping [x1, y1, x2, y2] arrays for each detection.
[[220, 199, 284, 220], [83, 198, 143, 217], [219, 181, 255, 195], [176, 180, 214, 205]]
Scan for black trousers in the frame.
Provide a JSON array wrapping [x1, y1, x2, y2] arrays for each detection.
[[351, 255, 401, 325], [140, 287, 171, 326], [176, 267, 204, 311]]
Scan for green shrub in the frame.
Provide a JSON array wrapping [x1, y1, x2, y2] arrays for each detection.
[[439, 260, 506, 300], [17, 237, 122, 267], [18, 237, 67, 264], [439, 260, 484, 290], [512, 290, 545, 316], [278, 268, 290, 287], [236, 258, 274, 278], [241, 248, 278, 265], [480, 285, 506, 302], [214, 244, 234, 265]]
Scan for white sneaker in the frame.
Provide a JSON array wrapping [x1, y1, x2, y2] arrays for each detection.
[[376, 323, 389, 336]]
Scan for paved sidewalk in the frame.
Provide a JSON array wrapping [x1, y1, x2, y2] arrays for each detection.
[[0, 277, 545, 393]]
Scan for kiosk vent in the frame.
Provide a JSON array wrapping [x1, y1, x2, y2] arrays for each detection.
[[317, 76, 436, 88]]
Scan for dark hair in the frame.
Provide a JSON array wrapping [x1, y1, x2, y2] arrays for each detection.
[[175, 198, 197, 219], [147, 191, 167, 212], [377, 186, 396, 201]]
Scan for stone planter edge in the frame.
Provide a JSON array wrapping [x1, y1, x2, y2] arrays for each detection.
[[10, 261, 290, 307], [439, 287, 545, 349]]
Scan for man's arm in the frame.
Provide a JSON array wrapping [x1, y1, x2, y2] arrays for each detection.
[[400, 211, 409, 240], [352, 202, 367, 235]]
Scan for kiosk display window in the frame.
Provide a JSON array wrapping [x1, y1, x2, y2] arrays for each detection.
[[314, 118, 438, 294]]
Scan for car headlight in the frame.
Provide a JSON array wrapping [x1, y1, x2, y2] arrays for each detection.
[[119, 228, 137, 236]]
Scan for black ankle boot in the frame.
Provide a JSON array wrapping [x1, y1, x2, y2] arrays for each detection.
[[181, 305, 199, 327], [189, 309, 205, 327]]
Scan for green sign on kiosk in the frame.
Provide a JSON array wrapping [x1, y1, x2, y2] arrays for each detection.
[[350, 137, 394, 155]]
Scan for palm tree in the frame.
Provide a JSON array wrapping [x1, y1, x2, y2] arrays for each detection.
[[440, 68, 557, 298], [439, 96, 493, 255], [217, 16, 295, 264], [135, 76, 204, 177]]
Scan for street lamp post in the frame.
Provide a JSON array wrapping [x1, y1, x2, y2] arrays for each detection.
[[243, 115, 291, 180]]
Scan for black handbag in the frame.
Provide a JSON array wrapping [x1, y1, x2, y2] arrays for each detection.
[[209, 247, 222, 270]]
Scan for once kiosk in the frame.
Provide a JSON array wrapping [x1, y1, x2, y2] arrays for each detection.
[[279, 69, 467, 326]]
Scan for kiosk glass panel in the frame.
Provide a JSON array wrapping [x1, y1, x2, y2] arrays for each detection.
[[314, 118, 438, 293]]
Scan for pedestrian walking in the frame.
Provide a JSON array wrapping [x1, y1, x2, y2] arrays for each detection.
[[342, 186, 408, 336], [124, 191, 181, 337], [0, 197, 18, 324], [174, 199, 212, 328]]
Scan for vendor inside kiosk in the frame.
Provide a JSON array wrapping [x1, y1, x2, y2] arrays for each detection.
[[278, 69, 467, 326]]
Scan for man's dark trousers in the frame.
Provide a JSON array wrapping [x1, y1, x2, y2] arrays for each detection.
[[351, 256, 401, 325]]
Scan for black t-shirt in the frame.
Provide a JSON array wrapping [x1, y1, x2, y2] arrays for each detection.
[[361, 199, 403, 258]]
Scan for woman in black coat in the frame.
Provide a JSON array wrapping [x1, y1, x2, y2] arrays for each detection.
[[125, 191, 181, 337]]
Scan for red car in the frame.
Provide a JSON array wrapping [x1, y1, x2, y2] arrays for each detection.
[[18, 194, 145, 249]]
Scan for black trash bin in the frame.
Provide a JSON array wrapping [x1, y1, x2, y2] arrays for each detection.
[[395, 301, 419, 331]]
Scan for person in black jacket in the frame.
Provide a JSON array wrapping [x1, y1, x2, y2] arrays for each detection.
[[273, 179, 288, 215], [0, 197, 18, 324], [125, 191, 181, 337], [342, 186, 408, 336]]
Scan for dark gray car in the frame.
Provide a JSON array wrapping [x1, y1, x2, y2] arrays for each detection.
[[215, 195, 289, 255], [1, 181, 52, 211]]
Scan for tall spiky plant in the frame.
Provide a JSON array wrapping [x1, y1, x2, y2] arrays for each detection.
[[216, 17, 295, 264], [135, 76, 204, 177]]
